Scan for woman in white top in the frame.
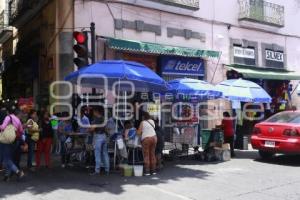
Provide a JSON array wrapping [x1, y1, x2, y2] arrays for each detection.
[[137, 112, 157, 176]]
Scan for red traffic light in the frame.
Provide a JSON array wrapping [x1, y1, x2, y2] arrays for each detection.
[[73, 31, 86, 44]]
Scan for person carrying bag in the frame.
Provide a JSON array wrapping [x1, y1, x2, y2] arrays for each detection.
[[0, 108, 25, 182], [25, 109, 40, 169], [137, 112, 157, 176]]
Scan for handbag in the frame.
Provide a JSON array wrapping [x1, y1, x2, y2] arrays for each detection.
[[27, 119, 40, 142], [0, 116, 17, 144]]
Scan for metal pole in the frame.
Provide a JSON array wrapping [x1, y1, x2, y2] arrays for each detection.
[[90, 22, 96, 64], [90, 22, 96, 95], [210, 52, 222, 83]]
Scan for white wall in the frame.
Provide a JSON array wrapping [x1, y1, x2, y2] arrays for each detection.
[[74, 0, 300, 105]]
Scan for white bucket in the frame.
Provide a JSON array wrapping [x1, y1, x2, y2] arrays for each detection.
[[133, 165, 143, 177]]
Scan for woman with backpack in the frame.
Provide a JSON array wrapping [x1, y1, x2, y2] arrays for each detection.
[[0, 107, 25, 181]]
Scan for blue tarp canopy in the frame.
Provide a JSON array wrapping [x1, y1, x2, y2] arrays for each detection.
[[167, 78, 223, 100], [216, 79, 272, 103], [65, 60, 168, 92]]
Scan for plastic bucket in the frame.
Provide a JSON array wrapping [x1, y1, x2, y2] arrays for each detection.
[[123, 165, 133, 177], [221, 150, 231, 161], [133, 165, 143, 177]]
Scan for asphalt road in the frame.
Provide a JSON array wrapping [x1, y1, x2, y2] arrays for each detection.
[[0, 150, 299, 200]]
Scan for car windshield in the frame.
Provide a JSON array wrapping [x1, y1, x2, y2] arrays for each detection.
[[265, 112, 300, 123]]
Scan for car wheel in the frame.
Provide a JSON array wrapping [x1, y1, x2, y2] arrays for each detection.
[[259, 150, 275, 159]]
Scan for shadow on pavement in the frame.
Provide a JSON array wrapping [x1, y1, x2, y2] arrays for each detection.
[[254, 154, 300, 167], [233, 150, 260, 160], [0, 159, 212, 198]]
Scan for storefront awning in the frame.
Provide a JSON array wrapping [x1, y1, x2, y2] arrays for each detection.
[[107, 38, 220, 58], [226, 64, 300, 80]]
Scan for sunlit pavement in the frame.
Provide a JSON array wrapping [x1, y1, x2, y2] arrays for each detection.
[[0, 150, 299, 200]]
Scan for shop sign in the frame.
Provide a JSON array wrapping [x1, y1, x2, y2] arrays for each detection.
[[161, 56, 204, 76], [265, 50, 284, 62], [233, 47, 255, 59]]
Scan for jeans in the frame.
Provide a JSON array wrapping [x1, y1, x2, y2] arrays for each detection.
[[94, 134, 109, 173], [13, 139, 23, 169], [27, 138, 36, 168], [225, 136, 235, 157], [142, 136, 157, 173], [2, 143, 19, 176]]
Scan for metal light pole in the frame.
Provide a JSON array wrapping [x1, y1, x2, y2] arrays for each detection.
[[90, 22, 96, 94], [90, 22, 96, 64]]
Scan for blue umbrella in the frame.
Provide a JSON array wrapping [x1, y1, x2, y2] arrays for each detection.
[[65, 60, 168, 92], [216, 79, 272, 103], [167, 78, 223, 100]]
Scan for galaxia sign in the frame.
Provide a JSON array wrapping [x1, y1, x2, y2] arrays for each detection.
[[161, 56, 204, 76]]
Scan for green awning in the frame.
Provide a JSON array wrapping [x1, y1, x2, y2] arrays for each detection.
[[226, 64, 300, 80], [107, 38, 220, 58]]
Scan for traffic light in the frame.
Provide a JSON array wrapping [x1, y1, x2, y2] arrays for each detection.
[[73, 31, 89, 68]]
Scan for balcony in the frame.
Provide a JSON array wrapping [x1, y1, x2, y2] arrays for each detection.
[[0, 10, 13, 44], [238, 0, 284, 27], [8, 0, 49, 28], [148, 0, 199, 10]]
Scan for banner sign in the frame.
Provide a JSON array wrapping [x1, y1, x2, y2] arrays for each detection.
[[161, 56, 205, 76], [233, 46, 255, 59], [265, 50, 284, 62]]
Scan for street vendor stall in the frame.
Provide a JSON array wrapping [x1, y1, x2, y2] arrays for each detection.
[[162, 78, 223, 157], [216, 78, 272, 150], [65, 60, 168, 172]]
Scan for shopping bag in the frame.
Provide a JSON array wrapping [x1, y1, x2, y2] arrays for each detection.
[[117, 137, 125, 150], [133, 136, 141, 147], [0, 124, 17, 144]]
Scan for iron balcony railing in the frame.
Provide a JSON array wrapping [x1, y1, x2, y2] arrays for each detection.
[[0, 10, 11, 33], [0, 10, 4, 31], [238, 0, 284, 27], [8, 0, 24, 25], [8, 0, 45, 25], [148, 0, 199, 10]]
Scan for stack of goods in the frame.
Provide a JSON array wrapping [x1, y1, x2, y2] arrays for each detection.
[[202, 126, 231, 162]]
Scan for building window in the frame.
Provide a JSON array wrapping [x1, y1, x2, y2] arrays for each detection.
[[230, 38, 258, 66], [262, 43, 285, 69]]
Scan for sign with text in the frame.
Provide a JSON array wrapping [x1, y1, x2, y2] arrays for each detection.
[[265, 50, 284, 62], [161, 56, 204, 76], [233, 46, 255, 59]]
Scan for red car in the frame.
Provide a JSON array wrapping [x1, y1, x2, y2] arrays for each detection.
[[251, 111, 300, 159]]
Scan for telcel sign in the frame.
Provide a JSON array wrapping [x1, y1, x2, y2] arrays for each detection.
[[161, 56, 204, 76]]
